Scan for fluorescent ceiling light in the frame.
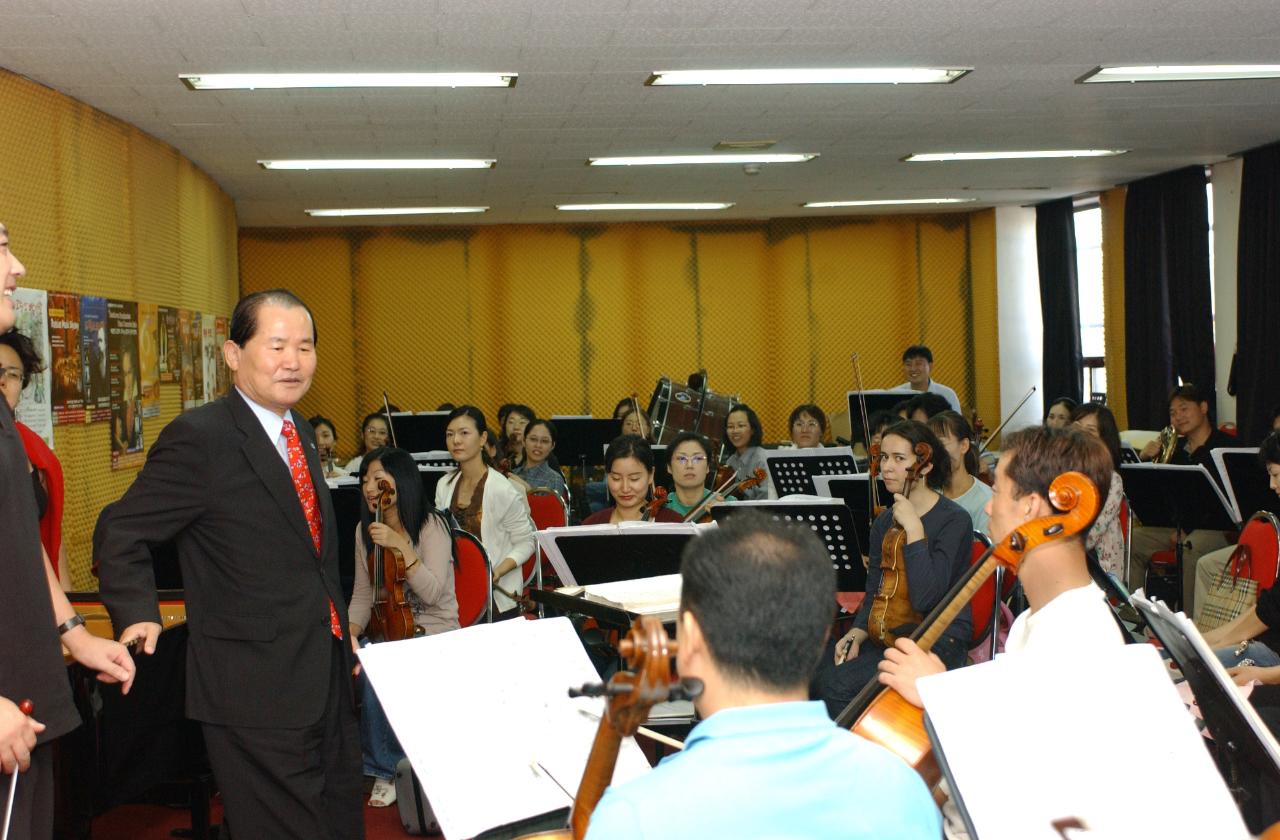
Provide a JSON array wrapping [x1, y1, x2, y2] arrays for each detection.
[[647, 67, 970, 86], [1079, 64, 1280, 83], [259, 159, 496, 170], [904, 150, 1128, 162], [181, 72, 517, 90], [803, 198, 975, 208], [305, 207, 489, 217], [588, 153, 816, 166], [556, 203, 734, 211]]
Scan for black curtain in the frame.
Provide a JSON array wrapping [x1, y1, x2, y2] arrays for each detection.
[[1236, 141, 1280, 443], [1036, 198, 1083, 405], [1123, 166, 1215, 429]]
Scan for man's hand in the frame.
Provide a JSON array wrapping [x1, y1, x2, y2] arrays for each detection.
[[878, 637, 946, 708], [349, 626, 362, 676], [834, 627, 866, 665], [1139, 439, 1161, 461], [63, 629, 137, 694], [1227, 664, 1280, 687], [117, 621, 163, 656], [0, 697, 44, 774]]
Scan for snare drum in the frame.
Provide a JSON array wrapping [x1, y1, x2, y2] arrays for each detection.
[[648, 376, 704, 444]]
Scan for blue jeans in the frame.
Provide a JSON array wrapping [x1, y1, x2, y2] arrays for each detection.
[[357, 638, 406, 780], [1214, 640, 1280, 669]]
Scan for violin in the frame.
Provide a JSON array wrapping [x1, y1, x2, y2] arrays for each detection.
[[866, 442, 931, 647], [680, 469, 740, 524], [642, 486, 669, 521], [836, 471, 1101, 787], [366, 479, 418, 643], [518, 616, 702, 840], [731, 467, 766, 497]]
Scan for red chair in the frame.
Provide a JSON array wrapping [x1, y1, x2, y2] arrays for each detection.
[[1233, 510, 1280, 590], [526, 490, 570, 589], [451, 529, 492, 627], [969, 531, 1019, 660]]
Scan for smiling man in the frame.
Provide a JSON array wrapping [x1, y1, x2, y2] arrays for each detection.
[[96, 289, 364, 840], [894, 344, 962, 413]]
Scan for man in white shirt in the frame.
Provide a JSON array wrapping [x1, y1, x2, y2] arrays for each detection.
[[895, 344, 962, 413]]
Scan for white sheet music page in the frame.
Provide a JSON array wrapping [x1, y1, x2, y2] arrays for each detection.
[[358, 617, 651, 839], [917, 644, 1249, 840]]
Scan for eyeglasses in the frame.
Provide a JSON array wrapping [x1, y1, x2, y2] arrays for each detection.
[[793, 420, 821, 430], [0, 367, 22, 386], [674, 455, 707, 467]]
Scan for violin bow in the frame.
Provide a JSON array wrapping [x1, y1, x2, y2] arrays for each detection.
[[850, 353, 879, 511], [382, 390, 399, 449], [977, 385, 1037, 454]]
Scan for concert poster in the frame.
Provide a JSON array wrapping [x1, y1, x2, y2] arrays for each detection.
[[158, 306, 180, 384], [178, 309, 196, 409], [137, 302, 161, 419], [10, 288, 54, 447], [201, 313, 217, 403], [107, 300, 145, 469], [47, 292, 85, 425], [214, 315, 229, 397], [79, 295, 112, 422]]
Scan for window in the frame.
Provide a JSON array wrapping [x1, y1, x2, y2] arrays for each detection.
[[1074, 205, 1106, 401]]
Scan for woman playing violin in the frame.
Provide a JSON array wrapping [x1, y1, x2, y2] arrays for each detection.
[[664, 432, 734, 519], [582, 435, 682, 525], [812, 420, 973, 719], [722, 404, 770, 501], [347, 446, 458, 808]]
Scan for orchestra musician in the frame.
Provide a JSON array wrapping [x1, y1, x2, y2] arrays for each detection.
[[1, 222, 136, 840], [309, 414, 344, 478], [434, 405, 536, 619], [511, 418, 569, 506], [348, 447, 457, 809], [500, 403, 535, 465], [617, 402, 651, 440], [343, 411, 391, 476], [581, 434, 682, 524], [903, 392, 951, 423], [895, 344, 962, 413], [722, 403, 770, 501], [584, 512, 941, 839], [1070, 403, 1127, 579], [96, 288, 364, 840], [812, 420, 973, 719], [664, 432, 734, 519], [1044, 396, 1078, 430], [788, 403, 827, 448], [927, 411, 992, 535]]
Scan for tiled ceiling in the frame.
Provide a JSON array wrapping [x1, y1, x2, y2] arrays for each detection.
[[2, 0, 1279, 225]]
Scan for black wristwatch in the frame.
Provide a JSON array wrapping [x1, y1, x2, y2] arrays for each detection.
[[57, 614, 86, 636]]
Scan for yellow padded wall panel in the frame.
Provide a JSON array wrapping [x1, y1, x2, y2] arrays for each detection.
[[1100, 187, 1128, 429]]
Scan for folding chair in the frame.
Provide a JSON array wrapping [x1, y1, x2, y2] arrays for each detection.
[[451, 529, 492, 627]]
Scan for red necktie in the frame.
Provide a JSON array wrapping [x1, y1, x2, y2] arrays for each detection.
[[283, 419, 343, 640]]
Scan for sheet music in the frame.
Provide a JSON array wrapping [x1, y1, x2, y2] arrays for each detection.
[[358, 617, 651, 840], [917, 644, 1249, 840], [574, 573, 682, 619], [538, 522, 711, 586]]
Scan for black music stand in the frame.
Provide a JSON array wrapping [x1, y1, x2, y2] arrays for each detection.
[[1133, 593, 1280, 818], [390, 412, 450, 453], [552, 417, 617, 470], [1120, 463, 1237, 611], [1214, 447, 1280, 522], [846, 389, 914, 445], [812, 474, 887, 566], [763, 446, 858, 496], [539, 525, 696, 586], [710, 498, 865, 592]]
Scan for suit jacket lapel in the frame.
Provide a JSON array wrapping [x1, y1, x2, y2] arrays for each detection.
[[228, 391, 318, 557]]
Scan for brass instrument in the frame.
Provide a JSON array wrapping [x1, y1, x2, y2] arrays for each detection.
[[1155, 425, 1178, 463]]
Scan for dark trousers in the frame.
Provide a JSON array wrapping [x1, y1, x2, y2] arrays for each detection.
[[1, 742, 53, 840], [202, 641, 363, 840], [812, 632, 969, 720]]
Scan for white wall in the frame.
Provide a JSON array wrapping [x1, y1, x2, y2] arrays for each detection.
[[995, 205, 1044, 434], [1211, 158, 1242, 425]]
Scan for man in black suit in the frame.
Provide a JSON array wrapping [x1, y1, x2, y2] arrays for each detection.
[[96, 289, 363, 839]]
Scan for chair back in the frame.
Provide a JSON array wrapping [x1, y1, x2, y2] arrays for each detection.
[[1119, 494, 1133, 587], [968, 532, 999, 648], [451, 529, 492, 627], [1235, 511, 1280, 590], [525, 490, 570, 586]]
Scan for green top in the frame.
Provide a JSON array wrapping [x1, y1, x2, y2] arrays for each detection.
[[664, 488, 736, 518]]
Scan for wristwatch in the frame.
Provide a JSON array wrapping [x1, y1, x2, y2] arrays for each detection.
[[57, 613, 86, 636]]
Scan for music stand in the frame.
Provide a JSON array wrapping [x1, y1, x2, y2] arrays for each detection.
[[846, 389, 914, 445], [1213, 447, 1280, 522], [411, 450, 456, 469], [390, 412, 451, 453], [763, 446, 858, 496], [1133, 593, 1280, 809], [552, 417, 617, 470], [537, 524, 697, 587], [812, 474, 887, 566], [710, 498, 865, 592]]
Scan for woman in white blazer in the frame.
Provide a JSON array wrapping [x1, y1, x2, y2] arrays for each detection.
[[435, 405, 536, 616]]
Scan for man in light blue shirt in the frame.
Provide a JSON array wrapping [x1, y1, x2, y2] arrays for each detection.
[[584, 513, 941, 840], [895, 344, 962, 413]]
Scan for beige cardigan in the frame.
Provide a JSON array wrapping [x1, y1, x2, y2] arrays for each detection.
[[349, 516, 459, 637]]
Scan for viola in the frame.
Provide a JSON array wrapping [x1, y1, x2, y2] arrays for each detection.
[[518, 616, 702, 840], [836, 471, 1101, 787], [866, 442, 931, 647], [365, 479, 418, 643], [731, 467, 766, 497]]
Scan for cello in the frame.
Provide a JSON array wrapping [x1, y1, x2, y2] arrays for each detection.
[[835, 471, 1100, 787], [519, 616, 702, 840], [365, 478, 419, 642]]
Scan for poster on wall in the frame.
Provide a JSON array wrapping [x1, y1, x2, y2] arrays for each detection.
[[214, 315, 229, 398], [137, 302, 161, 419], [158, 306, 180, 384], [178, 309, 195, 409], [107, 300, 144, 470], [10, 288, 53, 447], [79, 295, 111, 422], [201, 314, 217, 403], [189, 312, 204, 409], [47, 292, 85, 426]]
